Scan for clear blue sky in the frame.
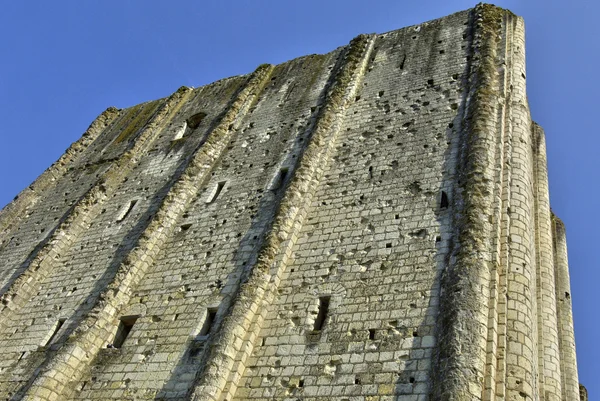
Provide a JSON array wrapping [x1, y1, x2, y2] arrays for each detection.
[[0, 1, 597, 397]]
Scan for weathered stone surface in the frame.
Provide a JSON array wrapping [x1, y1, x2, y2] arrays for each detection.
[[0, 4, 582, 401]]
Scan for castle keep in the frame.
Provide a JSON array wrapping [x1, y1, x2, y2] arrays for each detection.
[[0, 4, 584, 401]]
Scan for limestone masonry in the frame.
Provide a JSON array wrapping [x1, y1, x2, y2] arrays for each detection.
[[0, 4, 584, 401]]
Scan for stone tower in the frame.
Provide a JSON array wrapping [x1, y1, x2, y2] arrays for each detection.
[[0, 4, 584, 401]]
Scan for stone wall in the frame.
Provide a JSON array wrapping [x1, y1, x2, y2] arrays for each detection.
[[0, 4, 582, 401]]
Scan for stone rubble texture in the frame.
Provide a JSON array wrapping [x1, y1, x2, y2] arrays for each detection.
[[0, 4, 584, 401]]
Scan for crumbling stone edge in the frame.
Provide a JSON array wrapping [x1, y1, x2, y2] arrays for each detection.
[[0, 94, 183, 334], [0, 107, 120, 244]]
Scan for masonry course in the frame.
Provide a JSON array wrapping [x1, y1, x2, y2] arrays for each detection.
[[0, 4, 584, 401]]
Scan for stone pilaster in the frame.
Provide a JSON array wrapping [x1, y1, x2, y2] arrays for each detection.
[[501, 14, 539, 401], [432, 5, 507, 400], [532, 123, 563, 400], [553, 215, 581, 401]]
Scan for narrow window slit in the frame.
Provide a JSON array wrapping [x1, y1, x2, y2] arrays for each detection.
[[116, 200, 138, 222], [112, 316, 138, 348], [440, 191, 449, 209], [273, 168, 289, 191], [298, 379, 305, 388], [313, 296, 330, 331], [43, 318, 66, 347], [207, 181, 226, 203], [186, 112, 207, 130], [199, 308, 218, 336], [368, 329, 376, 340]]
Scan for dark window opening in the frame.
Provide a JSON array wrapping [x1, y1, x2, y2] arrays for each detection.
[[440, 191, 449, 209], [368, 329, 376, 340], [354, 377, 361, 385], [199, 308, 218, 336], [565, 292, 571, 300], [298, 379, 305, 388], [313, 296, 330, 331], [207, 181, 226, 203], [112, 316, 138, 348], [117, 200, 138, 222], [186, 112, 207, 130], [43, 318, 66, 347]]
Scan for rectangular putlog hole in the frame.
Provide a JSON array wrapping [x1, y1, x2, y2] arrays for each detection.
[[313, 296, 330, 331], [368, 328, 376, 340]]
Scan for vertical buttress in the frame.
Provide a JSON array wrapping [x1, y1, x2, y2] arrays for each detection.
[[502, 13, 539, 401], [552, 215, 580, 401], [532, 123, 563, 401], [432, 4, 505, 400], [188, 34, 376, 401]]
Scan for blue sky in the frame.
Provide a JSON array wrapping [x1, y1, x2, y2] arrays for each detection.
[[0, 0, 597, 397]]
